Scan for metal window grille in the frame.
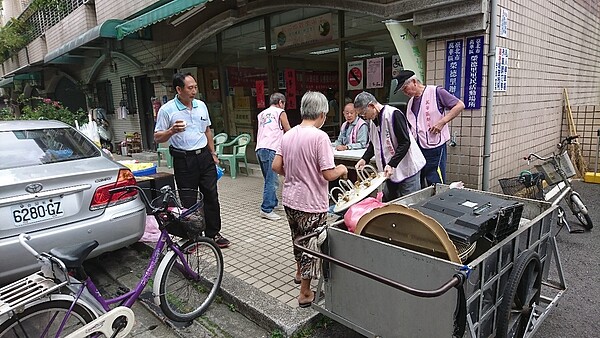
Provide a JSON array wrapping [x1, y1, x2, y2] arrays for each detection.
[[97, 80, 114, 114], [120, 76, 137, 114], [22, 0, 89, 43]]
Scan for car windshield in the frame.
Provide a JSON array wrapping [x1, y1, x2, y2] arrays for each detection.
[[0, 127, 99, 170]]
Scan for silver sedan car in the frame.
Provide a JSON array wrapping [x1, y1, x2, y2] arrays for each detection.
[[0, 120, 146, 284]]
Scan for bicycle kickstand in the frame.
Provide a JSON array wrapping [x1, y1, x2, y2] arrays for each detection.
[[558, 207, 584, 234]]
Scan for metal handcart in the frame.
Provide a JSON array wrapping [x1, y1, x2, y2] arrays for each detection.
[[295, 185, 566, 338]]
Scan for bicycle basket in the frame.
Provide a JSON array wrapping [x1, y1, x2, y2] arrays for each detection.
[[153, 191, 205, 240], [166, 201, 205, 240], [498, 172, 545, 200], [535, 152, 576, 185]]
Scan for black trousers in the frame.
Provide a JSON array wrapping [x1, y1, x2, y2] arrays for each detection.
[[171, 149, 221, 238]]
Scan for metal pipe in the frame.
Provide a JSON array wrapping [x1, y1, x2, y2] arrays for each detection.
[[293, 230, 464, 298], [482, 0, 500, 191], [595, 128, 599, 173]]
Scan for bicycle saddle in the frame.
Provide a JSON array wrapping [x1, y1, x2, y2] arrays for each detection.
[[49, 241, 99, 268]]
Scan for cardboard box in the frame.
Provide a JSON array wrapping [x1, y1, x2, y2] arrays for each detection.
[[148, 172, 176, 192]]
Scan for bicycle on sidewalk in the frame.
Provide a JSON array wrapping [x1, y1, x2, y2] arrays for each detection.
[[499, 135, 593, 233], [0, 185, 224, 338]]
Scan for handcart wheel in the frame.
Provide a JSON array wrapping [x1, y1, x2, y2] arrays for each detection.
[[496, 250, 542, 338], [568, 193, 593, 230]]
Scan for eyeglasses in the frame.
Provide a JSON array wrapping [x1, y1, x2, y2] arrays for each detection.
[[357, 102, 373, 117]]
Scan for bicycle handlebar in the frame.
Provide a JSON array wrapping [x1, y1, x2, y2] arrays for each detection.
[[109, 185, 178, 215], [524, 135, 579, 163], [564, 135, 579, 143], [524, 153, 551, 162]]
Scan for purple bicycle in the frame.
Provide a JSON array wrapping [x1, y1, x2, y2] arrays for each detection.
[[0, 185, 223, 337]]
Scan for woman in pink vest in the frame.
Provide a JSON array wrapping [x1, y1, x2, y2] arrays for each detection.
[[394, 70, 464, 187], [255, 92, 291, 221]]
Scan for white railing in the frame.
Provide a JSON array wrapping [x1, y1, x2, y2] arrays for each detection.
[[22, 0, 89, 42]]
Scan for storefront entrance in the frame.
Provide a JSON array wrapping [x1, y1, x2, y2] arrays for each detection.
[[180, 8, 408, 148]]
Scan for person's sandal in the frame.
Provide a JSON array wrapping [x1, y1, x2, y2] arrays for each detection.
[[298, 290, 324, 308], [298, 291, 315, 308]]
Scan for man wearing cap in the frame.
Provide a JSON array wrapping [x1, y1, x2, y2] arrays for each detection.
[[353, 92, 426, 201], [394, 70, 465, 187]]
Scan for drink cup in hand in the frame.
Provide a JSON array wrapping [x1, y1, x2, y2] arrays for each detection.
[[175, 120, 186, 132]]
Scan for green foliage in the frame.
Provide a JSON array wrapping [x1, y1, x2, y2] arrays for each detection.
[[0, 0, 69, 63], [0, 18, 30, 62], [0, 107, 13, 120], [270, 330, 285, 338], [2, 96, 88, 127], [30, 0, 67, 12]]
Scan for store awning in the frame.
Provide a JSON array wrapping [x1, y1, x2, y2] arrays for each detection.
[[115, 0, 208, 40], [0, 77, 14, 88], [44, 19, 125, 63], [4, 65, 31, 78]]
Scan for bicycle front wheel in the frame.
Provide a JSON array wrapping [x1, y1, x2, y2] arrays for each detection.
[[0, 300, 95, 337], [568, 193, 593, 230], [158, 238, 224, 322]]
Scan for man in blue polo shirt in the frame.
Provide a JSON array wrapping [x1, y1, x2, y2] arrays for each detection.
[[154, 72, 230, 248]]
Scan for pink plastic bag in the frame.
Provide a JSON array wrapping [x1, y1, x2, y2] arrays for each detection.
[[140, 215, 161, 243], [343, 192, 385, 233]]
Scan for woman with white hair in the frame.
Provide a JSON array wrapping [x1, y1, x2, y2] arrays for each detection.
[[272, 91, 348, 308]]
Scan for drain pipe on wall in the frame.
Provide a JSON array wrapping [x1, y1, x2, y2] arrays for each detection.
[[482, 0, 500, 191]]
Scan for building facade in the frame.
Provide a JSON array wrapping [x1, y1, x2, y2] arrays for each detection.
[[1, 0, 599, 190]]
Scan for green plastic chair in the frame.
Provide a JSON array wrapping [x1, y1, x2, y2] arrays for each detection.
[[156, 143, 173, 168], [218, 133, 251, 179], [213, 132, 229, 156]]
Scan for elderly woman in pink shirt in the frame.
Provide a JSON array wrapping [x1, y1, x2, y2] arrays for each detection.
[[272, 91, 348, 308]]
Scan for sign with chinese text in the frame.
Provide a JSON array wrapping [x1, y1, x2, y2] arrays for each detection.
[[463, 36, 484, 109], [347, 60, 363, 90], [256, 80, 265, 108], [274, 13, 333, 49], [444, 40, 463, 99], [494, 47, 509, 92], [366, 57, 384, 89], [500, 8, 509, 38], [284, 68, 297, 109]]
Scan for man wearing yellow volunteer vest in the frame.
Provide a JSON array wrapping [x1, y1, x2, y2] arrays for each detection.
[[394, 70, 465, 187]]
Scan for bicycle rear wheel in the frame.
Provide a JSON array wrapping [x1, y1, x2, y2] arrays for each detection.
[[158, 238, 223, 322], [0, 300, 95, 337]]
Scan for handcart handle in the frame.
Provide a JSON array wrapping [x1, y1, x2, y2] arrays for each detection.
[[294, 231, 466, 298]]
